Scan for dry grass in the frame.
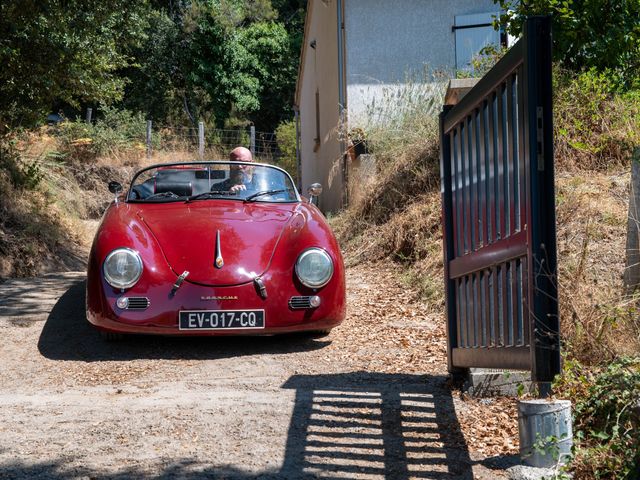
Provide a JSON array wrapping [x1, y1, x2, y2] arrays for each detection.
[[330, 126, 447, 314], [555, 170, 640, 361], [0, 175, 87, 277]]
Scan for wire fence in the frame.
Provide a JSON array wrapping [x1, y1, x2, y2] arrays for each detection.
[[148, 123, 281, 163]]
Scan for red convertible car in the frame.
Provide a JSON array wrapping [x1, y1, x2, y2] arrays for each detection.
[[86, 161, 346, 338]]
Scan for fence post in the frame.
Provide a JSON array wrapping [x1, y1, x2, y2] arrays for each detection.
[[249, 125, 256, 157], [624, 147, 640, 295], [198, 121, 205, 160], [146, 120, 152, 159], [85, 108, 92, 124]]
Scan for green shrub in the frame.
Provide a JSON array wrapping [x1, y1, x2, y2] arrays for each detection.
[[554, 67, 640, 169], [56, 106, 147, 161], [457, 43, 509, 79], [275, 120, 297, 182], [0, 137, 41, 190], [555, 357, 640, 479]]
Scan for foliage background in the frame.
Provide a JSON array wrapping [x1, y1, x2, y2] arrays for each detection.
[[0, 0, 306, 133]]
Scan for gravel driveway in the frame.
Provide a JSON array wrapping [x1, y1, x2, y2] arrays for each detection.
[[0, 266, 514, 479]]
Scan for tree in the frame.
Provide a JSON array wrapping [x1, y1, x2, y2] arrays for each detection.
[[121, 9, 182, 123], [186, 1, 264, 126], [271, 0, 307, 59], [0, 0, 149, 129], [275, 119, 297, 181], [176, 0, 298, 128], [238, 21, 296, 130], [494, 0, 640, 89], [123, 0, 294, 128]]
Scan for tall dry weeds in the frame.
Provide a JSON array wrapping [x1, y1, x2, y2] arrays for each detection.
[[331, 137, 445, 311], [331, 80, 446, 309], [555, 172, 640, 361]]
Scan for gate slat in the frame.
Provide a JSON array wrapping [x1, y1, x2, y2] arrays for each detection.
[[511, 74, 521, 232], [457, 124, 466, 255], [470, 116, 479, 251], [451, 132, 460, 257], [487, 95, 497, 245], [516, 258, 525, 346], [455, 278, 462, 347], [480, 270, 488, 347], [508, 259, 516, 346], [521, 260, 530, 346], [465, 275, 474, 348], [462, 122, 471, 254], [517, 68, 527, 233], [506, 77, 517, 236], [500, 84, 510, 239], [493, 92, 504, 241], [459, 277, 467, 348], [491, 265, 500, 347], [479, 102, 489, 247]]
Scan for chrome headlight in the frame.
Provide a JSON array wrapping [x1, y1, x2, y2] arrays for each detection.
[[103, 248, 143, 289], [295, 248, 334, 289]]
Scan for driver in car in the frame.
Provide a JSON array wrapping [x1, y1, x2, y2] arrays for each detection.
[[216, 146, 287, 201], [226, 146, 255, 192]]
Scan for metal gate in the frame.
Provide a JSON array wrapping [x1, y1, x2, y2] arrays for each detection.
[[439, 17, 560, 388]]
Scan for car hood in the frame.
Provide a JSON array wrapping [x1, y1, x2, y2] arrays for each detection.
[[137, 201, 296, 286]]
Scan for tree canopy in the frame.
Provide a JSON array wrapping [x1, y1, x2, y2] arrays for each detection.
[[495, 0, 640, 89], [0, 0, 149, 129], [0, 0, 305, 131]]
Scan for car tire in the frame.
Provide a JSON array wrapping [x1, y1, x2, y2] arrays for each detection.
[[100, 331, 124, 341]]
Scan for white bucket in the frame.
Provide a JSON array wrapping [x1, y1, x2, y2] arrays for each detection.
[[518, 399, 572, 468]]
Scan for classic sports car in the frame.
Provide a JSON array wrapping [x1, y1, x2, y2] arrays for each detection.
[[86, 161, 346, 338]]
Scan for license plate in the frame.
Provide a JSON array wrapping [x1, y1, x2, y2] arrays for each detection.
[[179, 310, 265, 330]]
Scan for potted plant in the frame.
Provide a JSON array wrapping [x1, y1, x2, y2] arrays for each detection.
[[348, 127, 370, 157]]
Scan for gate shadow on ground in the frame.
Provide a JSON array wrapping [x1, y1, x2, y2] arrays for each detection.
[[0, 373, 474, 479], [278, 372, 474, 479], [37, 279, 330, 361]]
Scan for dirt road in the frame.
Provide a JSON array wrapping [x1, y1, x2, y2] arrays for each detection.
[[0, 265, 515, 479]]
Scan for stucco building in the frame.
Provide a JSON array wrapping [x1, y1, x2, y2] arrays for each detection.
[[295, 0, 504, 213]]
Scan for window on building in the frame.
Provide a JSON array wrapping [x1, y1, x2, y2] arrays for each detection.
[[314, 89, 320, 152], [454, 12, 503, 73]]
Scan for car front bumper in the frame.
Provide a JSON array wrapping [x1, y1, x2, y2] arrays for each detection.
[[87, 274, 346, 336]]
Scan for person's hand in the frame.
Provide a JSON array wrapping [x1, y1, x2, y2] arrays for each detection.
[[230, 184, 246, 192]]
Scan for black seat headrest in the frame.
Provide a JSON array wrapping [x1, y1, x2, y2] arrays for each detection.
[[154, 181, 193, 197]]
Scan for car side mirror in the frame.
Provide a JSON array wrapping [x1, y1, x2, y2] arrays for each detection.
[[108, 181, 123, 203], [108, 181, 123, 193], [307, 183, 322, 205]]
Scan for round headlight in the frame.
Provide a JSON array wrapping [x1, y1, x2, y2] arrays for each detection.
[[103, 248, 143, 289], [295, 248, 334, 289]]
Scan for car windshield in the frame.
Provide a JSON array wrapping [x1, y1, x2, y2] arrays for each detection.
[[127, 162, 298, 203]]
